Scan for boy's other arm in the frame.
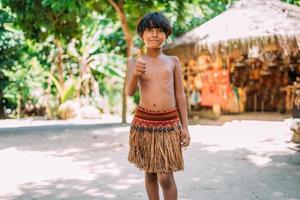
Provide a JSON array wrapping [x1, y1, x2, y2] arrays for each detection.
[[126, 58, 138, 96], [173, 56, 189, 130]]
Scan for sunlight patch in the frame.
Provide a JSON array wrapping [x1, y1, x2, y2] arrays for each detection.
[[246, 154, 272, 166]]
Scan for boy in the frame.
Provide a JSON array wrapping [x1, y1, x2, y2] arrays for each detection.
[[126, 12, 191, 200]]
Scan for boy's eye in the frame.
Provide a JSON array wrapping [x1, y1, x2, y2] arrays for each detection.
[[145, 28, 164, 33]]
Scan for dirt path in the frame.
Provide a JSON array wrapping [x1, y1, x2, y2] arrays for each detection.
[[0, 116, 299, 200]]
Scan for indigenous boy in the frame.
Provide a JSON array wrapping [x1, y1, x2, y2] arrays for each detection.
[[126, 12, 191, 200]]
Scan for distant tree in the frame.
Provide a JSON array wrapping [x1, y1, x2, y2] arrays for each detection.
[[0, 7, 24, 118], [1, 0, 92, 117], [283, 0, 300, 6]]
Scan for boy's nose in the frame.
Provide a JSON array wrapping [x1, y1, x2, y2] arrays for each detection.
[[151, 29, 159, 37]]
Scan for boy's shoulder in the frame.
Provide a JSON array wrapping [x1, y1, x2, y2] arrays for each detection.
[[165, 54, 179, 59], [163, 54, 180, 67], [163, 54, 179, 60]]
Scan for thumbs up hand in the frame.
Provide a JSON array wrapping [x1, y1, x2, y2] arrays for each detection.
[[134, 49, 147, 76]]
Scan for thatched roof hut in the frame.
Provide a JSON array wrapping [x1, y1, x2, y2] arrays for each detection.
[[165, 0, 300, 62]]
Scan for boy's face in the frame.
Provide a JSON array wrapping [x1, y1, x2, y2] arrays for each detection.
[[142, 28, 166, 48]]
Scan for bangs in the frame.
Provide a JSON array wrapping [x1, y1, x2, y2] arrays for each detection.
[[137, 12, 172, 37]]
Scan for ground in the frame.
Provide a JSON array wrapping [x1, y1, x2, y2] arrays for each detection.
[[0, 113, 299, 200]]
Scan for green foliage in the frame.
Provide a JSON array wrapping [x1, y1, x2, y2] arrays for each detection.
[[3, 52, 47, 116], [0, 9, 23, 72], [1, 0, 91, 42], [47, 72, 77, 103], [1, 0, 97, 118], [283, 0, 300, 6], [3, 64, 30, 108], [170, 0, 235, 37], [0, 6, 25, 117], [65, 12, 126, 113]]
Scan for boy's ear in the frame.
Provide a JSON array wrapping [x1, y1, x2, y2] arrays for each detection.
[[139, 33, 145, 41]]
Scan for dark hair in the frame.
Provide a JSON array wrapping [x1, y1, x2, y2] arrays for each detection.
[[137, 12, 172, 38]]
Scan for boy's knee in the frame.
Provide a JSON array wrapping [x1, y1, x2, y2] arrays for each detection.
[[158, 173, 173, 190], [145, 172, 157, 183]]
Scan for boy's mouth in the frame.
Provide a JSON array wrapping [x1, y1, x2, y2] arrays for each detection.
[[149, 40, 160, 43]]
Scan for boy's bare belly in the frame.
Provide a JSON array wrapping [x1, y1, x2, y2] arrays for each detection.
[[138, 74, 177, 111], [139, 92, 176, 111]]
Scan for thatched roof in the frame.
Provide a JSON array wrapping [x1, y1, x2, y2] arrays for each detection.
[[165, 0, 300, 57]]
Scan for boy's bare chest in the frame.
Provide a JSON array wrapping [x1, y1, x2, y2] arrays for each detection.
[[141, 60, 174, 81]]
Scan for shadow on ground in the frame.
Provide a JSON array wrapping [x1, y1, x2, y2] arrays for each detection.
[[0, 118, 299, 200]]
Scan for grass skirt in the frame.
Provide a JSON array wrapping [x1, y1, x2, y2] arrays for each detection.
[[128, 106, 184, 173]]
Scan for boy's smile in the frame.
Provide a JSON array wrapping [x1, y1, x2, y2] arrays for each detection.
[[142, 28, 166, 48]]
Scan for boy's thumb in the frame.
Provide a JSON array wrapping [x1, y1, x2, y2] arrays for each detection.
[[136, 49, 142, 59]]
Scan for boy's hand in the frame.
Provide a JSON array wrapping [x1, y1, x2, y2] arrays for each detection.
[[134, 49, 147, 76], [180, 128, 191, 150]]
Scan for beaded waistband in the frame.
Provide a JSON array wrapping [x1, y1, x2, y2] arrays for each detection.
[[132, 106, 180, 127], [136, 105, 178, 115]]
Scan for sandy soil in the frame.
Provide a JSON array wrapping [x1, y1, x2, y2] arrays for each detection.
[[0, 113, 299, 200]]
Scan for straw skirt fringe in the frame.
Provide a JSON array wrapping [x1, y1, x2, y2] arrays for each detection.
[[128, 106, 184, 173]]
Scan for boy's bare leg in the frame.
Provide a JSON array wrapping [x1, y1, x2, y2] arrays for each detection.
[[158, 173, 177, 200], [145, 172, 160, 200]]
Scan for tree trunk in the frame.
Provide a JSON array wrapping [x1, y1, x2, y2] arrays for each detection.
[[54, 39, 64, 91], [45, 61, 56, 119], [107, 0, 133, 124], [122, 41, 133, 124], [17, 93, 22, 118], [0, 87, 5, 119]]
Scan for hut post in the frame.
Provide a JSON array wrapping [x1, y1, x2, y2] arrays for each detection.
[[186, 45, 192, 113], [186, 62, 191, 113]]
